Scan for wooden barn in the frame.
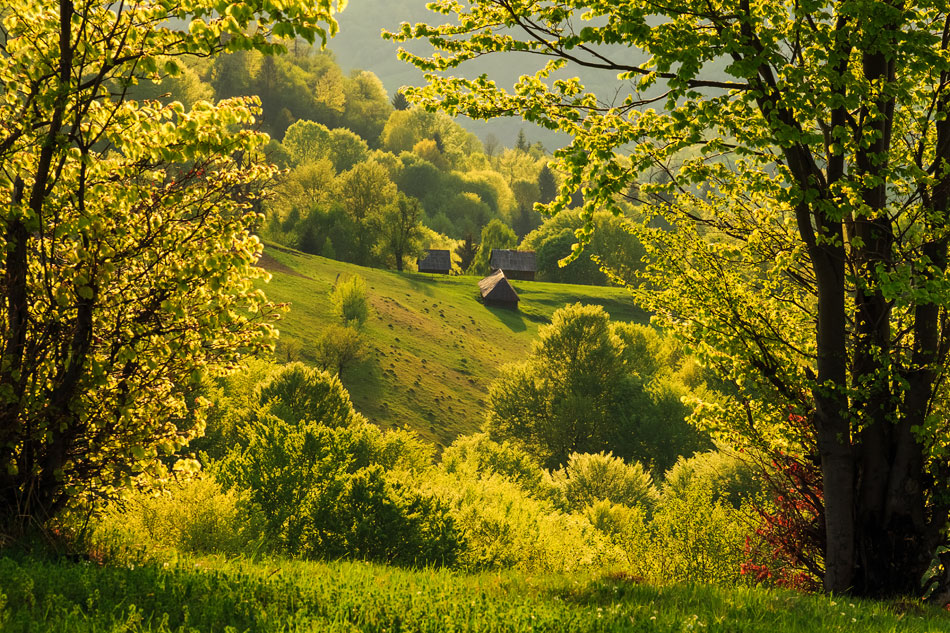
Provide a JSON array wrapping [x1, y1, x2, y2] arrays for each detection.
[[417, 249, 452, 274], [490, 249, 536, 281], [478, 269, 519, 309]]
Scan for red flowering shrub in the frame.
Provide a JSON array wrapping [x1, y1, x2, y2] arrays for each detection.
[[741, 414, 824, 591]]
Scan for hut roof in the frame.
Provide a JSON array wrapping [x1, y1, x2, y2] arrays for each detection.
[[478, 270, 519, 303], [418, 249, 451, 271], [490, 249, 536, 272]]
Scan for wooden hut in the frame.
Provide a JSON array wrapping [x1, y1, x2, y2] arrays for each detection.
[[490, 249, 536, 281], [478, 269, 519, 309], [417, 249, 451, 274]]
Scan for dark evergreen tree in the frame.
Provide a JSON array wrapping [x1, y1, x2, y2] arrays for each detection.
[[456, 234, 478, 272], [537, 164, 557, 204]]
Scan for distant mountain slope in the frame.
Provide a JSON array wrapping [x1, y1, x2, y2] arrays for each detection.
[[260, 245, 648, 448], [329, 1, 639, 150]]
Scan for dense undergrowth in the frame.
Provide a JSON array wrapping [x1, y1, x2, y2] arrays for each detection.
[[1, 553, 947, 633]]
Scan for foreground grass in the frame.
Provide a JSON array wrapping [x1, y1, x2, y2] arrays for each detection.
[[260, 245, 647, 448], [2, 553, 948, 632]]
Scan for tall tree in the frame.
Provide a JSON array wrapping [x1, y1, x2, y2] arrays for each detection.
[[0, 0, 341, 531], [390, 1, 950, 597], [374, 194, 425, 272]]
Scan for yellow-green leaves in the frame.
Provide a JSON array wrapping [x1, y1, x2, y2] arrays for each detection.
[[0, 0, 339, 526]]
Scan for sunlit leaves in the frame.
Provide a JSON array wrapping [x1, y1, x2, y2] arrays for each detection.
[[0, 0, 341, 523]]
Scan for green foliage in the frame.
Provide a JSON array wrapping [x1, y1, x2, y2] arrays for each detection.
[[0, 0, 343, 529], [93, 477, 264, 557], [220, 413, 454, 564], [469, 219, 517, 275], [6, 554, 949, 633], [551, 452, 659, 513], [424, 469, 621, 572], [313, 324, 367, 378], [648, 484, 752, 586], [282, 120, 333, 165], [664, 449, 762, 509], [381, 108, 480, 168], [209, 48, 387, 140], [330, 274, 370, 328], [256, 362, 361, 427], [441, 433, 545, 494], [486, 303, 649, 468], [341, 70, 392, 146], [521, 209, 645, 286], [374, 194, 425, 272]]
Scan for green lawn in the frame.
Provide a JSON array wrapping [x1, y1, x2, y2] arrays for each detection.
[[2, 553, 947, 632], [260, 246, 648, 448]]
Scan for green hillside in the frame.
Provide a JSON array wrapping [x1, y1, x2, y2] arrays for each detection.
[[259, 245, 648, 448]]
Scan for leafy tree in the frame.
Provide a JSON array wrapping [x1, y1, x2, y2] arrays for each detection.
[[469, 219, 517, 275], [0, 0, 340, 531], [375, 195, 425, 272], [522, 210, 645, 286], [390, 0, 950, 596], [342, 70, 392, 146], [510, 179, 542, 237], [326, 128, 370, 172], [315, 325, 367, 378], [282, 120, 333, 166], [485, 304, 649, 468], [256, 362, 360, 428], [330, 274, 370, 329], [337, 160, 397, 223], [336, 160, 397, 263]]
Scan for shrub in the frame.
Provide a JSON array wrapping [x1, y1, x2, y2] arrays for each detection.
[[313, 324, 366, 377], [219, 415, 456, 565], [647, 482, 752, 584], [550, 452, 659, 513], [92, 477, 264, 557], [583, 500, 652, 575], [256, 362, 361, 428], [663, 448, 761, 508], [440, 433, 545, 494], [423, 469, 622, 572], [330, 274, 370, 328]]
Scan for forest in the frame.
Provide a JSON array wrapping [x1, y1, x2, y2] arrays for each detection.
[[2, 1, 950, 631]]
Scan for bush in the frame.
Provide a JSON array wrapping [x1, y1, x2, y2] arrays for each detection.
[[583, 500, 652, 574], [219, 414, 457, 566], [551, 452, 659, 513], [663, 449, 761, 508], [330, 274, 370, 328], [92, 477, 265, 557], [423, 469, 622, 572], [647, 482, 752, 584], [441, 433, 545, 494], [256, 362, 361, 428]]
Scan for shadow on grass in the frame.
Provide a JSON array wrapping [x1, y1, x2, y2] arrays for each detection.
[[484, 305, 527, 332], [404, 272, 440, 296]]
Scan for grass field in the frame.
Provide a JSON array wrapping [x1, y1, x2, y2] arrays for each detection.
[[2, 553, 948, 633], [259, 245, 648, 448]]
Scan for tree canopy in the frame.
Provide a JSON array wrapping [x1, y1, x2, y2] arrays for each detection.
[[0, 0, 341, 530], [390, 0, 950, 597]]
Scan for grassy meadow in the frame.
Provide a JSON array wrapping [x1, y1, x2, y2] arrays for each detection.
[[259, 244, 648, 448], [2, 553, 949, 633]]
